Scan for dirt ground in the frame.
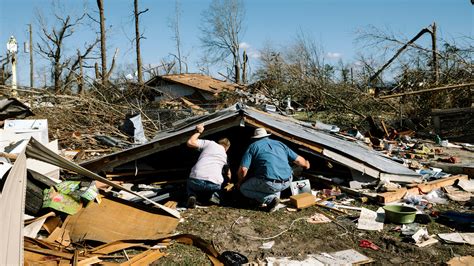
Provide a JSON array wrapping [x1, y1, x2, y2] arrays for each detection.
[[157, 141, 474, 265], [156, 195, 473, 265]]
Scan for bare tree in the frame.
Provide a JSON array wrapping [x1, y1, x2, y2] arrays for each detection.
[[169, 0, 183, 73], [200, 0, 245, 83], [36, 11, 99, 92], [134, 0, 148, 84], [95, 0, 116, 86]]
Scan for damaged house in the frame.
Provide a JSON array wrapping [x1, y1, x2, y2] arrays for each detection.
[[81, 104, 421, 197], [145, 73, 243, 110]]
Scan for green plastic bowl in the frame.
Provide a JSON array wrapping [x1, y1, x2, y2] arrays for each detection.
[[383, 205, 417, 224]]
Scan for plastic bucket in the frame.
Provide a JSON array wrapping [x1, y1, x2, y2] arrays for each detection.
[[383, 205, 417, 224]]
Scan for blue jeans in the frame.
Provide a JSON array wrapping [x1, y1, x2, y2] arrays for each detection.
[[240, 177, 292, 204], [187, 178, 221, 203]]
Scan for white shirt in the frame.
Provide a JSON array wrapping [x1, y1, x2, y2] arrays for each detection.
[[190, 139, 227, 185]]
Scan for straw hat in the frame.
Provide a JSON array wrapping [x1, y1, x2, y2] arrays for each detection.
[[251, 128, 271, 139]]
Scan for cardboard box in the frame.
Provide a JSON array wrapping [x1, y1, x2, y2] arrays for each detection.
[[290, 192, 316, 209]]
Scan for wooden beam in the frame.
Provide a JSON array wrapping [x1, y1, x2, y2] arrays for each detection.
[[377, 174, 469, 203], [407, 174, 469, 193], [24, 246, 75, 260]]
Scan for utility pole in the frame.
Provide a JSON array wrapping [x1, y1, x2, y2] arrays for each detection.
[[29, 24, 34, 88]]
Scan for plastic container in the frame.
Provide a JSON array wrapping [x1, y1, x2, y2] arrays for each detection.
[[383, 205, 417, 224]]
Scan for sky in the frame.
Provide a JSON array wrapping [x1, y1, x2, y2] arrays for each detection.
[[0, 0, 472, 86]]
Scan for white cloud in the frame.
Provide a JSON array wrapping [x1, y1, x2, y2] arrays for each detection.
[[247, 50, 261, 59], [326, 52, 342, 59], [239, 42, 250, 49], [240, 42, 261, 59]]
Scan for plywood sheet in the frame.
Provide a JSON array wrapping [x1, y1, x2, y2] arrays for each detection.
[[63, 198, 179, 243]]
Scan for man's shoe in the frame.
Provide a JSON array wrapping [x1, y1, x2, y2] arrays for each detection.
[[209, 196, 220, 205], [187, 196, 197, 209], [267, 197, 280, 213]]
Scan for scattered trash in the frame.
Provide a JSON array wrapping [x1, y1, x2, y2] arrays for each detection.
[[438, 233, 474, 245], [446, 256, 474, 265], [401, 223, 422, 236], [267, 249, 373, 265], [290, 179, 311, 195], [357, 207, 384, 231], [218, 251, 249, 265], [415, 235, 438, 247], [359, 239, 380, 250], [444, 186, 473, 202], [0, 101, 471, 264], [457, 179, 474, 192], [306, 213, 332, 224], [259, 241, 275, 249], [411, 228, 429, 243], [423, 189, 448, 205], [436, 211, 474, 231]]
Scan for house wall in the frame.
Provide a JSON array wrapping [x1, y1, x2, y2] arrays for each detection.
[[154, 84, 195, 101]]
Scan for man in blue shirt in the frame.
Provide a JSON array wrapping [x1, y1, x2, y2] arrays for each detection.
[[237, 128, 310, 212]]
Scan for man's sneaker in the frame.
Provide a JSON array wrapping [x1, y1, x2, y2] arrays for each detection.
[[187, 196, 197, 209], [209, 196, 221, 205], [267, 197, 280, 213]]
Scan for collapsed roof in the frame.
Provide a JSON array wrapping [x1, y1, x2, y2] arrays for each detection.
[[82, 104, 421, 183], [145, 73, 243, 95]]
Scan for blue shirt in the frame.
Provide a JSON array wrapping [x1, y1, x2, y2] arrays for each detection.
[[240, 138, 298, 181]]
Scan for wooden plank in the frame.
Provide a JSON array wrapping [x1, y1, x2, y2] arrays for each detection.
[[77, 256, 102, 266], [119, 249, 165, 266], [129, 250, 165, 266], [163, 201, 178, 209], [376, 187, 419, 204], [24, 246, 74, 260], [377, 175, 469, 203], [90, 241, 149, 255], [380, 119, 389, 137], [407, 174, 468, 193]]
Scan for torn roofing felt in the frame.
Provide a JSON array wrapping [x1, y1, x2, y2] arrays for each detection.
[[81, 103, 420, 182]]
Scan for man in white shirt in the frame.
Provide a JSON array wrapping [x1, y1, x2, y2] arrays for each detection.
[[186, 123, 231, 208]]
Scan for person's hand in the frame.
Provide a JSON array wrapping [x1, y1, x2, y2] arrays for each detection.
[[305, 160, 310, 170], [195, 123, 204, 133]]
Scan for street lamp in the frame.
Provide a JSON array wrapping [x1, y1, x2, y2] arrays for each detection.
[[6, 36, 18, 95]]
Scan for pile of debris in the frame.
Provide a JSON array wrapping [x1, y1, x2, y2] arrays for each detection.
[[1, 98, 472, 265]]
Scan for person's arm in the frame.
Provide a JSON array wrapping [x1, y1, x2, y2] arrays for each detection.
[[294, 155, 310, 170], [227, 168, 232, 180], [187, 123, 204, 149], [236, 166, 248, 188]]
